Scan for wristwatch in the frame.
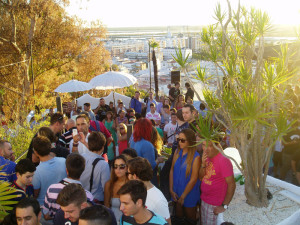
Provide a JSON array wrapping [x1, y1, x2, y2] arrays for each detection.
[[222, 203, 228, 209]]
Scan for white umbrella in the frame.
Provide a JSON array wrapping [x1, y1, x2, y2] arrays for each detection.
[[89, 71, 137, 90], [54, 80, 93, 93]]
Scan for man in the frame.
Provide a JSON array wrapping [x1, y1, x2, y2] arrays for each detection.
[[130, 91, 142, 114], [83, 103, 96, 121], [161, 104, 171, 126], [127, 157, 171, 224], [69, 114, 112, 154], [185, 82, 194, 101], [0, 139, 13, 160], [169, 82, 180, 107], [80, 131, 110, 203], [0, 140, 16, 182], [43, 154, 93, 221], [54, 183, 117, 225], [182, 104, 197, 125], [146, 103, 161, 125], [280, 120, 300, 181], [70, 114, 90, 154], [117, 101, 127, 115], [27, 112, 65, 164], [58, 118, 76, 149], [118, 180, 168, 225], [164, 113, 178, 147], [199, 141, 236, 225], [32, 136, 67, 205], [95, 98, 110, 121], [16, 198, 41, 225], [79, 205, 112, 225], [146, 92, 157, 113]]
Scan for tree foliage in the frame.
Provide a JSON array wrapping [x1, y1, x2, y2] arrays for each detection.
[[0, 0, 110, 121], [174, 0, 298, 207]]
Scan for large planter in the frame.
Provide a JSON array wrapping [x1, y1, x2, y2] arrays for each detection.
[[217, 175, 300, 225], [217, 148, 300, 225]]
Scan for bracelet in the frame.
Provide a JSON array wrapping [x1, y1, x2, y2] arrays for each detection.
[[73, 143, 79, 147]]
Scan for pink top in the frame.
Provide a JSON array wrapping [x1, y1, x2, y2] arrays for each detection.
[[200, 153, 233, 206], [118, 140, 128, 155]]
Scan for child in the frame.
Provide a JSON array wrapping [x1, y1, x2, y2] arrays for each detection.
[[11, 159, 35, 205]]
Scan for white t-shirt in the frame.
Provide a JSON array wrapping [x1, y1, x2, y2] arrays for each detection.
[[69, 133, 90, 154], [164, 122, 177, 144], [146, 186, 170, 220]]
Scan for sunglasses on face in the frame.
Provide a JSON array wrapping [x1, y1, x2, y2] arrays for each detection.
[[177, 138, 187, 143], [113, 164, 126, 170]]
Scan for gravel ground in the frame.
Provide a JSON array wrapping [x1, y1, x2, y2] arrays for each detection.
[[223, 182, 300, 225]]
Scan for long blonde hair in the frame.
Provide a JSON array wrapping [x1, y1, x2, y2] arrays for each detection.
[[174, 128, 196, 177]]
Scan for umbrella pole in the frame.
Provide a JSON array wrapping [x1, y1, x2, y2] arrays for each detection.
[[113, 90, 115, 107]]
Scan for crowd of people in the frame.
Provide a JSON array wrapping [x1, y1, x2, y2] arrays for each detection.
[[1, 82, 299, 225]]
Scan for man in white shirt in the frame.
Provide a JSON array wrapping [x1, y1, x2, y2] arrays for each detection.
[[164, 113, 178, 147], [69, 114, 90, 154], [146, 103, 161, 125], [127, 157, 171, 224]]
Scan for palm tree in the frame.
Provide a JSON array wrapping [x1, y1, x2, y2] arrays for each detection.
[[150, 39, 159, 98]]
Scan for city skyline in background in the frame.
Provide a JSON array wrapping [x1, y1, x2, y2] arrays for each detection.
[[66, 0, 300, 28]]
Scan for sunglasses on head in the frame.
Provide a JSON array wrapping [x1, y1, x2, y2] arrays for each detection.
[[177, 138, 187, 143], [113, 164, 126, 170]]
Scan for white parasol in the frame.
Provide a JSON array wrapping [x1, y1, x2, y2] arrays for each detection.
[[54, 80, 93, 93], [89, 71, 137, 90]]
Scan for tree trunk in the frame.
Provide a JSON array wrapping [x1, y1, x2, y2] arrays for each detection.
[[243, 141, 269, 207], [152, 49, 159, 97]]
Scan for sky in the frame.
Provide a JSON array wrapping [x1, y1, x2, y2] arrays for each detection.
[[66, 0, 300, 27]]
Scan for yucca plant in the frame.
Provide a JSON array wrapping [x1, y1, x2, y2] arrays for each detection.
[[0, 166, 20, 221], [174, 0, 298, 207]]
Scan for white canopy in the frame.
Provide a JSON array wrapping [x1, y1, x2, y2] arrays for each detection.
[[76, 92, 138, 110]]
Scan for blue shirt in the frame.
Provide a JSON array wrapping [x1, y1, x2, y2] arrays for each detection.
[[80, 151, 110, 201], [32, 157, 67, 205], [0, 156, 16, 182], [131, 138, 156, 169], [120, 211, 168, 225], [130, 98, 142, 114]]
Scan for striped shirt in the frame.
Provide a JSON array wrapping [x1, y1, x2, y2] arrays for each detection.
[[58, 127, 76, 149], [42, 178, 93, 218]]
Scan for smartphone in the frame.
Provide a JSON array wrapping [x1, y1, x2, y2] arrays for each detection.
[[72, 129, 78, 136]]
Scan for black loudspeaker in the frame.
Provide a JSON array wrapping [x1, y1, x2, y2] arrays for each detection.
[[56, 96, 63, 113], [171, 71, 180, 83]]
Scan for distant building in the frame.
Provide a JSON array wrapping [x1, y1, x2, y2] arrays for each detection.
[[162, 47, 192, 60], [105, 40, 144, 57]]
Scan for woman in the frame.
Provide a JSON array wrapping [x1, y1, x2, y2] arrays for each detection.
[[38, 127, 70, 159], [130, 118, 156, 169], [174, 94, 186, 110], [116, 110, 128, 126], [150, 126, 164, 187], [117, 123, 128, 155], [169, 128, 201, 223], [104, 155, 128, 223], [160, 97, 171, 114], [103, 111, 117, 162]]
